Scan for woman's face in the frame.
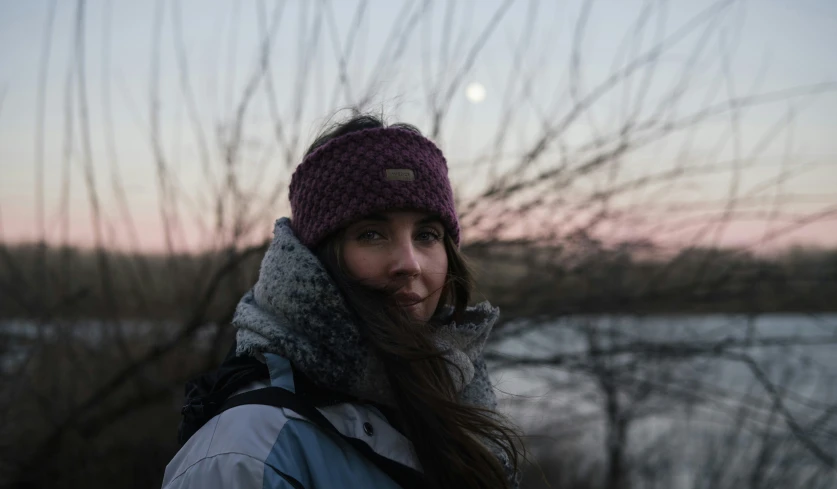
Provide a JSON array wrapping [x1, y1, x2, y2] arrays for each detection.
[[342, 210, 448, 321]]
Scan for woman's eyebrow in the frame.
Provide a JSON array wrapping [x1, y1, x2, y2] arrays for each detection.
[[417, 216, 442, 225]]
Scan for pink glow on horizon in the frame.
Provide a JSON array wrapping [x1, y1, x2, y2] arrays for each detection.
[[4, 207, 834, 254]]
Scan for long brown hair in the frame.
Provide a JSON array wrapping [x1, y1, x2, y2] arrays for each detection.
[[309, 114, 522, 489]]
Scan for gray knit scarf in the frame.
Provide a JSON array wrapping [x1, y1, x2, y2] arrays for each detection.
[[232, 218, 500, 411]]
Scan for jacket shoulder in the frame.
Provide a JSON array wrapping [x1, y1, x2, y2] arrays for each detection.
[[163, 403, 301, 488], [162, 450, 304, 489]]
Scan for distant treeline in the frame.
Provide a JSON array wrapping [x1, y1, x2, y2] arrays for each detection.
[[471, 242, 837, 318], [1, 242, 836, 320], [0, 243, 261, 321]]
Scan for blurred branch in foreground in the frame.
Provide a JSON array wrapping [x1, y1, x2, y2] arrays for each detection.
[[1, 0, 836, 488]]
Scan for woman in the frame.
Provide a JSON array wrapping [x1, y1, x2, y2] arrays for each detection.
[[162, 115, 522, 489]]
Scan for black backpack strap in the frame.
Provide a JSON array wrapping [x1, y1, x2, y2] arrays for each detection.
[[217, 387, 337, 435], [217, 387, 425, 489]]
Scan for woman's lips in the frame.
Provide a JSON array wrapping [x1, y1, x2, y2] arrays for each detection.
[[394, 292, 423, 306]]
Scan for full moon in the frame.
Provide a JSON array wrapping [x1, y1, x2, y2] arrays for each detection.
[[465, 82, 486, 103]]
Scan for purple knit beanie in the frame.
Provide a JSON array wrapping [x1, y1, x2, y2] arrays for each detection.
[[289, 127, 460, 248]]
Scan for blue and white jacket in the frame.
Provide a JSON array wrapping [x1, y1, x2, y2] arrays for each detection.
[[162, 354, 419, 489]]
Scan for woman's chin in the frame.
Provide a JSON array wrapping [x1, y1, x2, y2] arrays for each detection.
[[399, 303, 428, 321]]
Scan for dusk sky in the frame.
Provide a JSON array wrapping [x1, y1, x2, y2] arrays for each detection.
[[1, 0, 835, 252]]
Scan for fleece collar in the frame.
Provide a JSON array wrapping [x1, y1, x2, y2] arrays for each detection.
[[232, 218, 500, 410]]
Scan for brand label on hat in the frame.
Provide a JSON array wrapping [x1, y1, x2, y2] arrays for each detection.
[[386, 169, 415, 181]]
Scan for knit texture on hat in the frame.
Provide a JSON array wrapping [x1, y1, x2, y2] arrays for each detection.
[[289, 127, 460, 248]]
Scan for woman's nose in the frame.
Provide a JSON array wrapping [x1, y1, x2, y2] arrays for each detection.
[[389, 239, 421, 277]]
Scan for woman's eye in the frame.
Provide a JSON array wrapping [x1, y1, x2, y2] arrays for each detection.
[[416, 229, 443, 242], [357, 230, 382, 241]]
